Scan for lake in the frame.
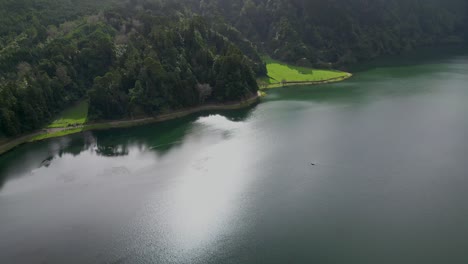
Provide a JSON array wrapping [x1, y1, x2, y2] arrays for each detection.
[[1, 49, 468, 263]]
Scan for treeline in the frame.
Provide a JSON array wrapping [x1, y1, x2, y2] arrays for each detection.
[[1, 0, 467, 137], [88, 15, 260, 119], [0, 0, 262, 136], [194, 0, 468, 66]]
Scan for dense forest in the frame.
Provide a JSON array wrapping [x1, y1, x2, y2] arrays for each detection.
[[0, 0, 467, 137], [197, 0, 468, 65]]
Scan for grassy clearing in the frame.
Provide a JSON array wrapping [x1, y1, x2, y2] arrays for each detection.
[[258, 57, 351, 89], [28, 95, 260, 142], [1, 95, 261, 155], [47, 100, 89, 128]]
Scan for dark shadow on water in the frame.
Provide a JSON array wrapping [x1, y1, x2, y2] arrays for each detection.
[[264, 46, 468, 107], [263, 82, 372, 106], [0, 105, 257, 191], [349, 45, 468, 73], [91, 106, 254, 156]]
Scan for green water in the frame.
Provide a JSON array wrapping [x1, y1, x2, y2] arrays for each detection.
[[1, 50, 468, 263]]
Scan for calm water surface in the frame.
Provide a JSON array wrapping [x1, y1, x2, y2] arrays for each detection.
[[1, 50, 468, 263]]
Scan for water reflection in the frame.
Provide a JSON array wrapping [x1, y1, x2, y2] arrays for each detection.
[[264, 56, 466, 107], [349, 45, 468, 72], [0, 107, 255, 192], [1, 50, 468, 263], [95, 145, 129, 157]]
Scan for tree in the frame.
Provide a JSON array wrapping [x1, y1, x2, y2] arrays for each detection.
[[88, 71, 127, 119], [196, 83, 212, 104]]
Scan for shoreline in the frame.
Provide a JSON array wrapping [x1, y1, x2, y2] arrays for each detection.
[[261, 73, 353, 89], [0, 71, 353, 156], [84, 94, 260, 131], [0, 94, 260, 156]]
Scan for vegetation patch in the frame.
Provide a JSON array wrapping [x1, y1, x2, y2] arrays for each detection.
[[30, 128, 84, 142], [258, 57, 351, 89], [20, 95, 259, 145], [47, 101, 89, 128]]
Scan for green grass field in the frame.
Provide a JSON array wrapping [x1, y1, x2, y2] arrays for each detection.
[[30, 128, 84, 142], [259, 57, 350, 88], [47, 100, 89, 128]]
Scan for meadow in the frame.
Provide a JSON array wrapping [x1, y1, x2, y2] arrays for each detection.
[[30, 128, 84, 142], [47, 100, 89, 128], [259, 57, 351, 88]]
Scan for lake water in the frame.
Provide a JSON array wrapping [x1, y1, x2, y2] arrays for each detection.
[[1, 49, 468, 263]]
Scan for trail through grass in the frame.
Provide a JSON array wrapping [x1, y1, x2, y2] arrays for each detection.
[[48, 100, 89, 128]]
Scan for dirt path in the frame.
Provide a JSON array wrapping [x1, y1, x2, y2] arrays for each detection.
[[0, 131, 44, 155], [0, 94, 260, 156]]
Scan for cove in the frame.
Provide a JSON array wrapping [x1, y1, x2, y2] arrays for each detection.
[[1, 48, 468, 263]]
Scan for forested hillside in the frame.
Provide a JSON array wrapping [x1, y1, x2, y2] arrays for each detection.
[[195, 0, 468, 66], [0, 0, 467, 137], [0, 0, 262, 137]]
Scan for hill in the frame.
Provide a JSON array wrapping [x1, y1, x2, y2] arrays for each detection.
[[0, 0, 467, 137]]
